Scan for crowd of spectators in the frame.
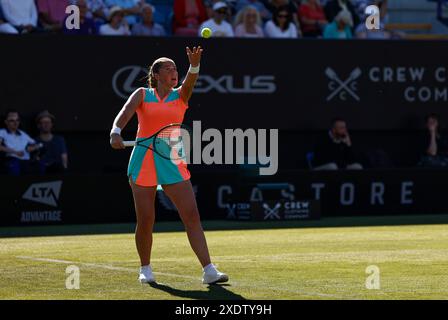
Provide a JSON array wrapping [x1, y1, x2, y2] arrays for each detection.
[[0, 110, 68, 176], [308, 115, 448, 171], [0, 0, 399, 39]]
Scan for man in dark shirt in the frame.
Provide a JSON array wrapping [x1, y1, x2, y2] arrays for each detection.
[[34, 110, 68, 174], [418, 113, 448, 168], [313, 118, 363, 170]]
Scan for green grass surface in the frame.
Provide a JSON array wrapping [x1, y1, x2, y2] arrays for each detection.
[[1, 216, 448, 300]]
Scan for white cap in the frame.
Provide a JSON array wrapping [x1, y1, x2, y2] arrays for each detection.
[[213, 2, 227, 11], [335, 9, 353, 27], [108, 6, 123, 20]]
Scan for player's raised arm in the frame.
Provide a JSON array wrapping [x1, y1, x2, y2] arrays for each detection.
[[110, 88, 144, 149], [180, 46, 203, 103]]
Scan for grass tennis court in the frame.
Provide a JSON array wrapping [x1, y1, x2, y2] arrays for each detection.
[[1, 215, 448, 300]]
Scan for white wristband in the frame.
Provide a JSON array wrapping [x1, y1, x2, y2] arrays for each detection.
[[188, 64, 200, 74], [110, 126, 121, 136]]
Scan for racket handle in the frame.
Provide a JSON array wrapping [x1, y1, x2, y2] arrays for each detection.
[[123, 141, 135, 147]]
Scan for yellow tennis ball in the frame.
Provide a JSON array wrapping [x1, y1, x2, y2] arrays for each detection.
[[201, 27, 212, 38]]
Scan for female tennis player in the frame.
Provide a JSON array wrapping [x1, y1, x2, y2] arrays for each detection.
[[109, 46, 228, 285]]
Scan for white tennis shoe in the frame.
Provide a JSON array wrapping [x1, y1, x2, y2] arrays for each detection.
[[202, 264, 229, 284], [138, 265, 156, 284]]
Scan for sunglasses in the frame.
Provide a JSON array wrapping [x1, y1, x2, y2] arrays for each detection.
[[216, 10, 227, 14], [278, 14, 289, 18], [7, 119, 19, 123]]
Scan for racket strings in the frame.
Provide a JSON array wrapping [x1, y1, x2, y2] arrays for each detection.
[[155, 126, 187, 159]]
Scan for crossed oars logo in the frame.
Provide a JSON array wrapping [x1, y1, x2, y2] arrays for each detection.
[[325, 67, 362, 101]]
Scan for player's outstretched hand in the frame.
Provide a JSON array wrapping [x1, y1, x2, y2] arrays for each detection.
[[110, 133, 125, 149], [186, 46, 203, 67]]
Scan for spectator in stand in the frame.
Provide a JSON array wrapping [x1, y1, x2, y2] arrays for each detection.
[[173, 0, 207, 36], [37, 0, 70, 32], [298, 0, 327, 37], [34, 110, 68, 174], [64, 0, 97, 35], [264, 5, 298, 38], [312, 118, 363, 170], [199, 2, 234, 37], [99, 6, 131, 35], [132, 3, 165, 36], [0, 110, 42, 176], [236, 0, 271, 22], [104, 0, 143, 27], [0, 0, 38, 34], [418, 114, 448, 168], [204, 0, 235, 20], [323, 9, 353, 39], [234, 5, 264, 37], [264, 0, 300, 34], [324, 0, 359, 27], [0, 4, 18, 34]]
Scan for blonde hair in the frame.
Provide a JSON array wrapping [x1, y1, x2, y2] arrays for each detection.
[[233, 5, 262, 28], [148, 57, 175, 88]]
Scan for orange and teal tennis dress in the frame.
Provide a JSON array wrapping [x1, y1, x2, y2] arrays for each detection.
[[128, 87, 191, 187]]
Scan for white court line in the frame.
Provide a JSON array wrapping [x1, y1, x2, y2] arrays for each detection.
[[16, 255, 352, 299], [16, 256, 199, 280]]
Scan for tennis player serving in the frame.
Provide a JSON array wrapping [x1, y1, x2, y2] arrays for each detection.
[[110, 46, 228, 285]]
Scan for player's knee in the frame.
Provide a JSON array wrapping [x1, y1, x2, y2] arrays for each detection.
[[136, 215, 155, 229], [181, 209, 201, 229]]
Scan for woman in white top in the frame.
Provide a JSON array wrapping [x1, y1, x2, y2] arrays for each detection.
[[234, 5, 264, 38], [99, 6, 131, 36], [264, 6, 298, 38]]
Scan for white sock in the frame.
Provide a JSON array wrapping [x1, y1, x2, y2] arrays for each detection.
[[140, 265, 152, 272], [203, 263, 216, 273]]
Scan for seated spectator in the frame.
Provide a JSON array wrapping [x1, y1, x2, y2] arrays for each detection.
[[264, 0, 300, 32], [105, 0, 142, 26], [324, 0, 359, 27], [0, 4, 18, 34], [132, 4, 166, 36], [34, 111, 68, 174], [298, 0, 327, 38], [323, 9, 353, 39], [418, 114, 448, 168], [0, 110, 42, 176], [173, 0, 207, 36], [234, 5, 264, 38], [199, 2, 234, 37], [236, 0, 271, 22], [204, 0, 235, 20], [313, 118, 363, 170], [264, 6, 298, 38], [0, 0, 38, 34], [37, 0, 71, 32], [99, 6, 131, 35], [64, 0, 97, 35]]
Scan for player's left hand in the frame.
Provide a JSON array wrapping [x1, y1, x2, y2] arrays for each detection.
[[186, 46, 203, 67]]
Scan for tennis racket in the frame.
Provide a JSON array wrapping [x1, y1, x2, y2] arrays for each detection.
[[123, 123, 192, 161]]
